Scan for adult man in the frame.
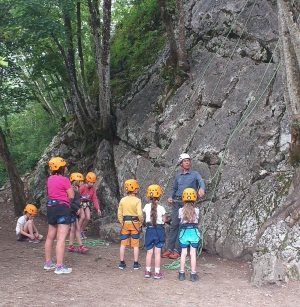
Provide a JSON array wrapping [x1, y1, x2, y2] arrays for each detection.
[[162, 153, 205, 259]]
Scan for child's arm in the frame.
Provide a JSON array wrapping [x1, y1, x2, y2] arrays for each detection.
[[162, 214, 167, 223]]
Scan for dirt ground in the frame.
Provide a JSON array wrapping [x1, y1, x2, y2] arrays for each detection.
[[1, 187, 300, 307]]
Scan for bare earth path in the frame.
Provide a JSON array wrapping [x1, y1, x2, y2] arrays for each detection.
[[0, 188, 300, 307]]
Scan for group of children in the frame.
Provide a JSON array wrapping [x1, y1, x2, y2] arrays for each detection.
[[118, 179, 201, 282], [16, 156, 201, 281]]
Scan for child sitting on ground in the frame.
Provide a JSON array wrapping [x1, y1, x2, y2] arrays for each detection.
[[16, 204, 43, 243], [178, 188, 201, 282], [143, 184, 166, 279]]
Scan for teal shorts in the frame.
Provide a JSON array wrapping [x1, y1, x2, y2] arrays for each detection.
[[179, 227, 201, 248]]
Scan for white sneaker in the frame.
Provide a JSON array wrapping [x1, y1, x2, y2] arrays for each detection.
[[54, 264, 72, 274]]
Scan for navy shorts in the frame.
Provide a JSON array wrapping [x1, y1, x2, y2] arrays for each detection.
[[16, 233, 27, 241], [46, 204, 71, 225], [144, 226, 165, 250]]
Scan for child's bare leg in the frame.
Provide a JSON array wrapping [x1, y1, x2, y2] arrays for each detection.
[[69, 223, 75, 246], [190, 246, 197, 272], [56, 224, 69, 264], [120, 244, 126, 261], [78, 208, 85, 232], [154, 247, 161, 268], [24, 220, 34, 237], [75, 219, 83, 246], [145, 248, 153, 267], [180, 248, 187, 271], [81, 207, 90, 232], [133, 246, 139, 262], [45, 224, 57, 262]]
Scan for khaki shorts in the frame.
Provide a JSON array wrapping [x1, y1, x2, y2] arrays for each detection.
[[120, 221, 140, 247]]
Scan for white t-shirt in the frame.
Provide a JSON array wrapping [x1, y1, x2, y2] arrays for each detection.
[[16, 215, 27, 234], [178, 207, 200, 224], [143, 203, 166, 224]]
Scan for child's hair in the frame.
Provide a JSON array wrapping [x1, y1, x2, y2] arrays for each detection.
[[182, 202, 196, 223], [150, 198, 158, 226], [72, 180, 80, 191], [51, 166, 65, 176]]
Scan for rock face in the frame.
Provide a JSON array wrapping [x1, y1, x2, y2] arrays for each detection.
[[30, 0, 300, 285]]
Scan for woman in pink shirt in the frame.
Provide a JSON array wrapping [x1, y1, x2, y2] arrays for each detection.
[[79, 172, 101, 239], [43, 157, 74, 274]]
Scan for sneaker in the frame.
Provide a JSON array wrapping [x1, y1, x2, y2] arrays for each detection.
[[44, 261, 56, 271], [162, 250, 172, 258], [78, 245, 89, 254], [169, 251, 180, 259], [154, 272, 164, 279], [119, 262, 126, 269], [178, 272, 185, 281], [144, 270, 152, 278], [29, 238, 40, 243], [190, 273, 199, 282], [54, 264, 72, 274], [133, 262, 141, 270], [67, 245, 78, 252]]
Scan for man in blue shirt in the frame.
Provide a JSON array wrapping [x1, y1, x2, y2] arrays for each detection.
[[162, 153, 205, 259]]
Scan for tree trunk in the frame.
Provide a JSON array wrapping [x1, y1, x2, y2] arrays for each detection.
[[0, 126, 26, 216], [101, 0, 112, 135], [158, 0, 178, 68], [176, 0, 189, 72]]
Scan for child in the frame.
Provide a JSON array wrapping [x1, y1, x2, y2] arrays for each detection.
[[16, 204, 43, 243], [67, 172, 89, 254], [177, 188, 201, 282], [143, 184, 166, 279], [79, 172, 101, 239], [44, 156, 74, 274], [117, 179, 144, 270]]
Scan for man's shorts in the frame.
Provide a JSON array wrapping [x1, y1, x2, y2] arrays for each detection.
[[179, 227, 201, 248], [120, 221, 140, 247], [46, 204, 71, 225], [144, 226, 165, 250]]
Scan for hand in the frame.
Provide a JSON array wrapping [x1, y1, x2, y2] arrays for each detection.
[[97, 209, 101, 216], [198, 189, 205, 197], [167, 197, 173, 204]]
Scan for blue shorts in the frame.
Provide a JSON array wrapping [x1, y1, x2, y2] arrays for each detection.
[[179, 226, 201, 248], [144, 226, 165, 250], [46, 204, 71, 225]]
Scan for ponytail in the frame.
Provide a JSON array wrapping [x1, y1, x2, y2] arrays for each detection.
[[150, 198, 158, 226]]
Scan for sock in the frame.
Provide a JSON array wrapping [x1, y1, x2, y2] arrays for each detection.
[[179, 270, 185, 273], [120, 260, 125, 264], [191, 271, 196, 275], [134, 261, 139, 265], [155, 267, 160, 274], [146, 266, 151, 272], [46, 260, 52, 265], [56, 263, 62, 268]]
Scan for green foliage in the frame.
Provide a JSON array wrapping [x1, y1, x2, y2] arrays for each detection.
[[111, 0, 166, 99], [0, 102, 60, 186]]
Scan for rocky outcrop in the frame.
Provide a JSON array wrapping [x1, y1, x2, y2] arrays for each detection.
[[30, 0, 300, 285]]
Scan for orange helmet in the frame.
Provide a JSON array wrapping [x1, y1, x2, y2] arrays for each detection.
[[48, 157, 66, 171], [182, 188, 197, 202], [146, 184, 162, 198], [124, 179, 139, 192], [70, 172, 84, 182], [86, 172, 96, 183], [24, 204, 37, 215]]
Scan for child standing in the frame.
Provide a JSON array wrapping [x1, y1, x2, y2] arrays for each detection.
[[143, 184, 166, 279], [117, 179, 144, 270], [67, 172, 89, 254], [178, 188, 201, 282], [79, 172, 101, 239], [44, 156, 74, 274], [16, 204, 43, 243]]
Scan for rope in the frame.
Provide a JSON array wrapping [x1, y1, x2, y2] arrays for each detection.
[[163, 257, 190, 271]]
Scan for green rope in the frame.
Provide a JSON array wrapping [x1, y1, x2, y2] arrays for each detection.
[[163, 257, 190, 271]]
